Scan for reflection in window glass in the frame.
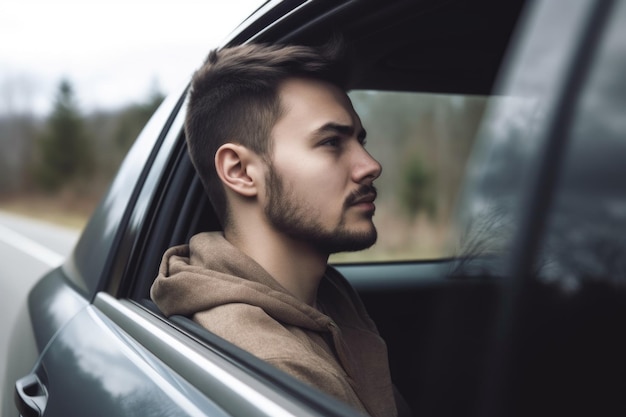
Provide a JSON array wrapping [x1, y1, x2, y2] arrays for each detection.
[[450, 0, 591, 278], [330, 91, 487, 263], [538, 1, 626, 289], [452, 96, 543, 274]]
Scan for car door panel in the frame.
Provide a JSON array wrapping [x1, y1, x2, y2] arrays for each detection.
[[28, 269, 89, 352], [93, 293, 363, 417], [21, 299, 231, 417]]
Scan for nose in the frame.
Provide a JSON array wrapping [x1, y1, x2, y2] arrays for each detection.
[[352, 146, 382, 184]]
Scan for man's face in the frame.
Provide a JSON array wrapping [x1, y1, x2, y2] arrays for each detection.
[[261, 77, 382, 255]]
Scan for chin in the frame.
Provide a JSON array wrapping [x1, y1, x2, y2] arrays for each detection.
[[324, 228, 378, 254]]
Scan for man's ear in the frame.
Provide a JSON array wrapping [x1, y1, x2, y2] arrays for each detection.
[[214, 143, 261, 197]]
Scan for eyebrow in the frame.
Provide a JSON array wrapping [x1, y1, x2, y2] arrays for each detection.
[[313, 122, 368, 142]]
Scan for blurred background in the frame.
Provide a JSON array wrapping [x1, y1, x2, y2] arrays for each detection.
[[0, 0, 262, 228]]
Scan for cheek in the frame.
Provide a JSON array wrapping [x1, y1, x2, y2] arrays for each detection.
[[283, 161, 345, 199], [271, 146, 350, 202]]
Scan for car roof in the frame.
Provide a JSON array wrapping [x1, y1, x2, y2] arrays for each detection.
[[225, 0, 527, 95]]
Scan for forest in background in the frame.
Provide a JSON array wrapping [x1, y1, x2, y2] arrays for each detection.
[[0, 79, 164, 227]]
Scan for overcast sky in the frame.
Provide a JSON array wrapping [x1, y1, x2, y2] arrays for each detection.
[[0, 0, 263, 116]]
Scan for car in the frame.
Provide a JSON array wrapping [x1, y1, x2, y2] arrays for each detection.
[[6, 0, 626, 416]]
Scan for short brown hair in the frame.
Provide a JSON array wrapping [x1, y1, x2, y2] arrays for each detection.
[[185, 40, 351, 227]]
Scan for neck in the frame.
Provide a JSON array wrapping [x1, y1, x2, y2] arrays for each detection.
[[224, 220, 328, 307]]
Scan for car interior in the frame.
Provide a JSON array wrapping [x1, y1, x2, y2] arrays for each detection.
[[121, 0, 536, 415]]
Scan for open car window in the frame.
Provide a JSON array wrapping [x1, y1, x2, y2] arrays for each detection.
[[332, 90, 542, 264], [330, 90, 486, 263]]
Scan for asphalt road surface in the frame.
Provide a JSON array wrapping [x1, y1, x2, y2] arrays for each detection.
[[0, 210, 80, 417]]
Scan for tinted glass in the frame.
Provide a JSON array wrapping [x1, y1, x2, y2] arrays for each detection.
[[537, 1, 626, 289], [451, 0, 594, 277]]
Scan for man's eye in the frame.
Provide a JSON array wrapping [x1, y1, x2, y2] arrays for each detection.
[[321, 137, 340, 147]]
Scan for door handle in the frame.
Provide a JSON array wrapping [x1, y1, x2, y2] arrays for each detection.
[[14, 373, 48, 417]]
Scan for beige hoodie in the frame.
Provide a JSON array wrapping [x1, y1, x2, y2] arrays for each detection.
[[150, 232, 397, 417]]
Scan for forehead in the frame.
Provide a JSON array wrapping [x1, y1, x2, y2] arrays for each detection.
[[276, 77, 360, 127]]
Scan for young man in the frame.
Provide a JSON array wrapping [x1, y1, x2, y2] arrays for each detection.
[[151, 41, 400, 417]]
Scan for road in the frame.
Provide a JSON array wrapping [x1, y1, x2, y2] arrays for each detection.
[[0, 210, 80, 417]]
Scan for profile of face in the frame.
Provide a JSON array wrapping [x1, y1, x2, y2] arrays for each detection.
[[262, 77, 382, 254]]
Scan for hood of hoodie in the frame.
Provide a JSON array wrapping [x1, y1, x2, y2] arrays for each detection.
[[150, 232, 335, 333], [150, 231, 398, 417]]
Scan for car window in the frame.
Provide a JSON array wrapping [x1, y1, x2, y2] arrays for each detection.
[[536, 0, 626, 288], [450, 1, 594, 278], [331, 90, 537, 264], [330, 90, 487, 263]]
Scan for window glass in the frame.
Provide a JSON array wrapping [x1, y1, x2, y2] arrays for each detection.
[[331, 90, 488, 263], [537, 1, 626, 289], [449, 0, 594, 277]]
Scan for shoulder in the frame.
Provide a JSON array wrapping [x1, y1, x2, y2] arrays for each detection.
[[195, 303, 283, 339], [193, 304, 322, 361], [195, 304, 364, 409]]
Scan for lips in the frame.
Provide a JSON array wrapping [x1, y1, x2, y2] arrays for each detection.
[[346, 185, 377, 208], [351, 193, 377, 205]]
